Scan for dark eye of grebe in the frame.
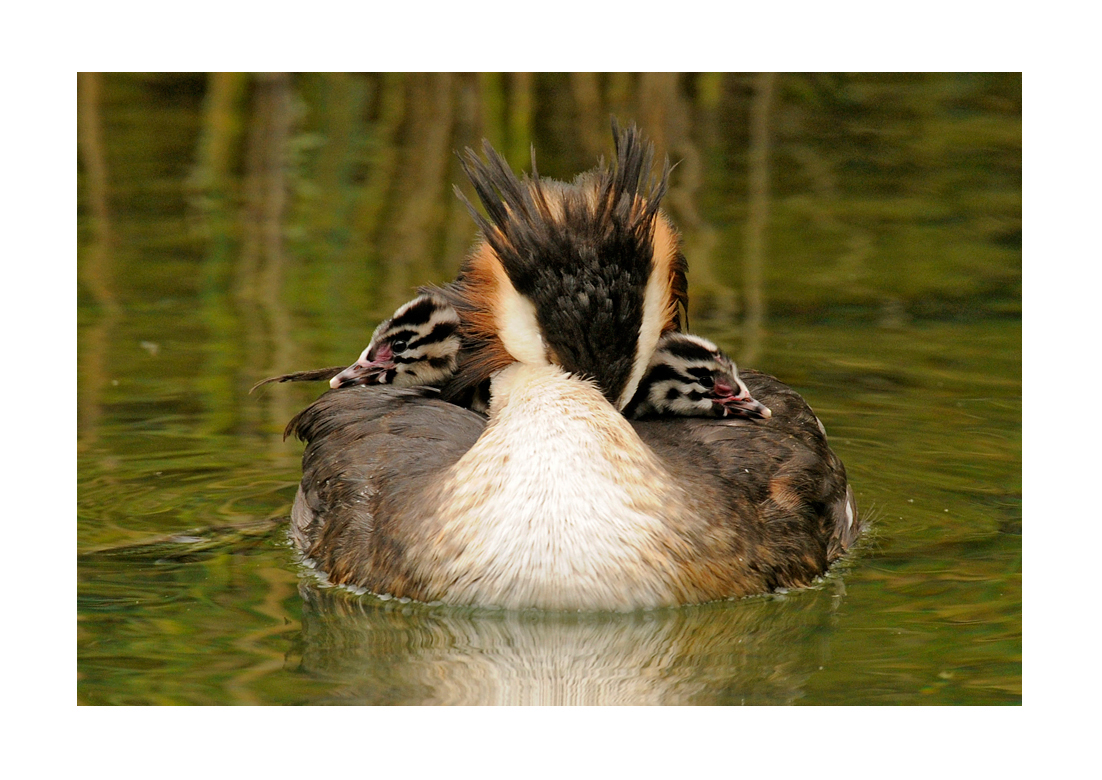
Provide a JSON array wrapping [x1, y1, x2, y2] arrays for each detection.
[[698, 375, 714, 389], [391, 339, 408, 353]]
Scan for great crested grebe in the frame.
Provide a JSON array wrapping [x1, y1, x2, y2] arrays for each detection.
[[284, 124, 860, 611]]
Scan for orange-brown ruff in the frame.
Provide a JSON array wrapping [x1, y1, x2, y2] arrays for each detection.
[[285, 124, 860, 610], [437, 127, 687, 411]]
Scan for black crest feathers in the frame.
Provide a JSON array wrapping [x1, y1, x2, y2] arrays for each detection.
[[450, 121, 678, 404]]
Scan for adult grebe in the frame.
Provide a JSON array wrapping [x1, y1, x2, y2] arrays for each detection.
[[284, 124, 860, 610]]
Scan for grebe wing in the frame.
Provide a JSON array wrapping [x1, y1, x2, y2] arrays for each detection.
[[632, 369, 859, 587], [285, 386, 487, 589]]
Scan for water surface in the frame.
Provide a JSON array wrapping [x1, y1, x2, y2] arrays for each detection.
[[77, 73, 1021, 705]]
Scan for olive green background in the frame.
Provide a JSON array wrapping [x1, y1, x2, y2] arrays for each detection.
[[77, 73, 1020, 704]]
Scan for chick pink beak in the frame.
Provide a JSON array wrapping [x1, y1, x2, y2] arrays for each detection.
[[329, 344, 394, 389], [712, 378, 772, 420]]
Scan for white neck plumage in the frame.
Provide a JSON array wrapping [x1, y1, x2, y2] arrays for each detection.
[[428, 363, 687, 610]]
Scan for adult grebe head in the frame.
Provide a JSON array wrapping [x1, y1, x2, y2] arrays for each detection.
[[439, 122, 688, 411]]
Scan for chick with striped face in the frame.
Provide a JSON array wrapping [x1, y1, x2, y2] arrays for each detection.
[[329, 292, 461, 390], [626, 332, 772, 420]]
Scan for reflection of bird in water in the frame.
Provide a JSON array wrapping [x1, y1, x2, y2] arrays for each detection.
[[290, 578, 847, 705], [272, 122, 860, 610]]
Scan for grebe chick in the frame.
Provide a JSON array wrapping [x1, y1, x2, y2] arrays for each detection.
[[250, 292, 461, 392], [329, 291, 460, 389], [625, 332, 771, 420], [253, 291, 493, 412]]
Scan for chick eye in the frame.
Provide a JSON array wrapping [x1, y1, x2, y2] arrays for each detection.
[[698, 375, 714, 389], [391, 339, 408, 353]]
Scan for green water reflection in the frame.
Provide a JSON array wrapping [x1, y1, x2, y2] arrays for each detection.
[[77, 73, 1020, 705]]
